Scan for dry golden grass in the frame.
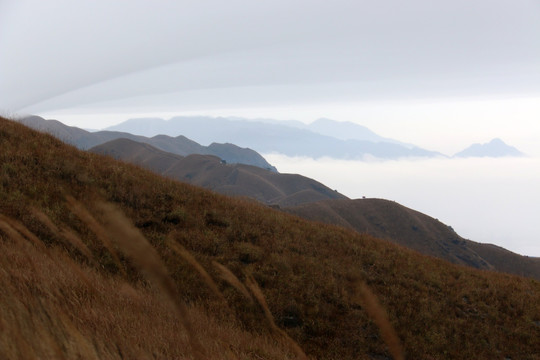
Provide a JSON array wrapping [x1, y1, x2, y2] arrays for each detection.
[[65, 195, 126, 276], [92, 200, 207, 359], [1, 116, 539, 359], [30, 206, 94, 261], [354, 281, 404, 360], [245, 274, 310, 360], [213, 261, 254, 303], [167, 237, 226, 303], [0, 207, 298, 360]]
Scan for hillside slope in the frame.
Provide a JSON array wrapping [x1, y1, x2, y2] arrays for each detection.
[[284, 198, 540, 280], [90, 138, 347, 206], [91, 136, 539, 280], [466, 241, 540, 280], [2, 117, 539, 359]]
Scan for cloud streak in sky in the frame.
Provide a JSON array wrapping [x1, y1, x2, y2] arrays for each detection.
[[1, 0, 539, 113]]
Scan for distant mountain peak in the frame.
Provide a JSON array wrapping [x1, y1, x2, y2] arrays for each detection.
[[454, 138, 524, 158]]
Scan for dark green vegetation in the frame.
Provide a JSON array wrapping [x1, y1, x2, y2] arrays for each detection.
[[1, 117, 539, 359]]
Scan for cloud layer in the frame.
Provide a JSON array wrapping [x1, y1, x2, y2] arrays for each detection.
[[2, 0, 539, 113]]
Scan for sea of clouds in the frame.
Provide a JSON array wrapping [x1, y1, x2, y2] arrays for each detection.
[[264, 154, 540, 257]]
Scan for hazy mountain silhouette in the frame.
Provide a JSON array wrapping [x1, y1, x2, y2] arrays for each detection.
[[229, 117, 411, 145], [90, 138, 347, 207], [299, 118, 412, 146], [106, 116, 443, 159], [453, 138, 524, 158], [18, 115, 276, 171]]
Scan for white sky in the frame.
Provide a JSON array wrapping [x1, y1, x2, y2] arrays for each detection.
[[2, 0, 540, 155]]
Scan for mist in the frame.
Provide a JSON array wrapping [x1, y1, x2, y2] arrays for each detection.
[[264, 154, 540, 257]]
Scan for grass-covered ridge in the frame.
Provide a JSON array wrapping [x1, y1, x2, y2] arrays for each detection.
[[1, 117, 539, 359]]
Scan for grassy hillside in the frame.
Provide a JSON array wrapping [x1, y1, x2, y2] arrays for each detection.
[[90, 138, 346, 206], [1, 117, 539, 359], [466, 241, 540, 281], [284, 198, 540, 280], [91, 138, 540, 280], [284, 198, 492, 269]]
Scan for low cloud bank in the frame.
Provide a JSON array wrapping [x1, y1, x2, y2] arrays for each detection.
[[265, 154, 540, 257]]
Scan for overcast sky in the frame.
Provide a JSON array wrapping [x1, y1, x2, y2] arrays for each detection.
[[1, 0, 540, 154]]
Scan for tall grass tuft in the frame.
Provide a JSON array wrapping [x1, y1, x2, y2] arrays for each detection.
[[0, 216, 26, 244], [90, 200, 206, 359], [245, 275, 309, 360], [30, 206, 94, 262], [212, 261, 254, 303], [0, 214, 48, 252], [66, 196, 126, 276], [166, 237, 226, 303], [0, 213, 97, 293], [355, 281, 405, 360]]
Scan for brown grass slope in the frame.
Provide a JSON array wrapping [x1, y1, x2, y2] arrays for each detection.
[[91, 138, 346, 206], [466, 241, 540, 281], [1, 117, 540, 359], [92, 138, 540, 281], [284, 199, 493, 269], [284, 198, 540, 280]]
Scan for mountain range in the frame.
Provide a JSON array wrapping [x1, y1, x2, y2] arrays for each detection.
[[90, 138, 346, 207], [106, 116, 524, 159], [106, 116, 443, 159], [2, 115, 539, 359], [17, 115, 537, 279], [18, 115, 277, 171], [90, 135, 539, 280]]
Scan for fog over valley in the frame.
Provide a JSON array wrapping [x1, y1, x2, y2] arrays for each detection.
[[265, 153, 540, 257]]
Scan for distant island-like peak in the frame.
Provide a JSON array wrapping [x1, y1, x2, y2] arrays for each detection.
[[453, 138, 524, 158]]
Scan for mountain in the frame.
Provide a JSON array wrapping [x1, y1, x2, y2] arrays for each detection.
[[283, 198, 540, 280], [90, 138, 347, 206], [2, 116, 540, 359], [453, 138, 524, 158], [106, 116, 444, 159], [18, 115, 277, 171], [91, 137, 540, 280], [232, 117, 411, 146], [465, 240, 540, 280], [284, 199, 492, 270], [302, 118, 411, 146]]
